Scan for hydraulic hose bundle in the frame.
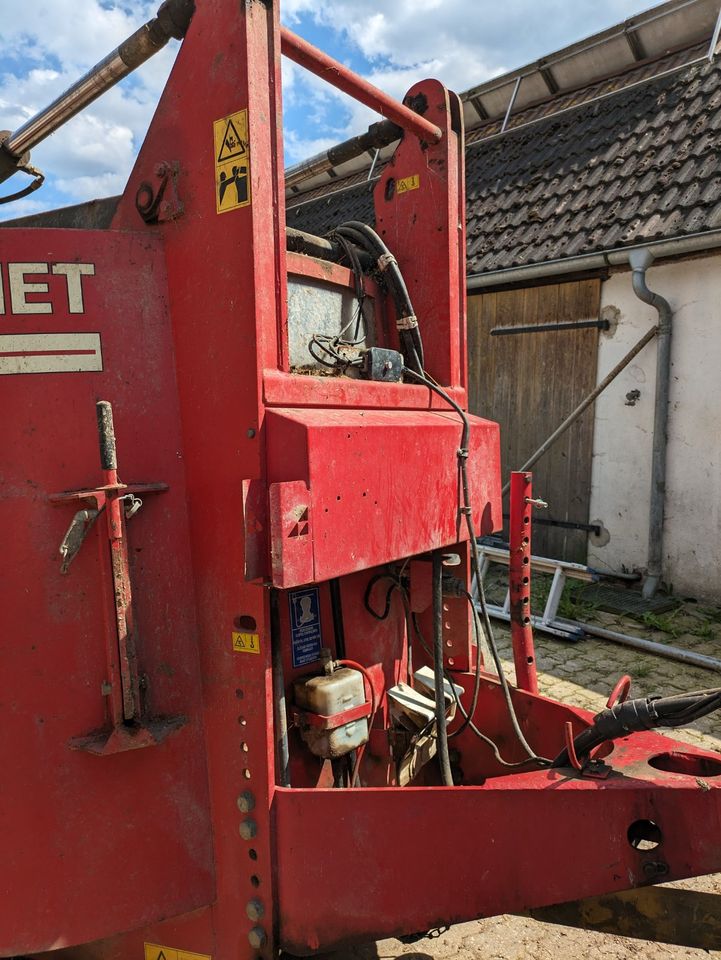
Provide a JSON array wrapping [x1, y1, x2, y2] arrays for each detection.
[[553, 688, 721, 768], [333, 221, 425, 376]]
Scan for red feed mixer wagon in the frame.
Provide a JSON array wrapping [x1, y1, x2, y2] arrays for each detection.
[[2, 2, 721, 958]]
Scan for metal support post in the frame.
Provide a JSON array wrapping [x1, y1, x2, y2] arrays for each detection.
[[509, 472, 538, 693]]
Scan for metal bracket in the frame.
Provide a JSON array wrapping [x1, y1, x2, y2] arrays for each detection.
[[292, 699, 371, 731], [135, 160, 183, 223], [59, 508, 100, 574]]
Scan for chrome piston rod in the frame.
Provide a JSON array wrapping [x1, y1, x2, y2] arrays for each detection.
[[0, 0, 194, 185]]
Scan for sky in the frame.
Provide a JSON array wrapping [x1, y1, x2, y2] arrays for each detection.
[[0, 0, 652, 221]]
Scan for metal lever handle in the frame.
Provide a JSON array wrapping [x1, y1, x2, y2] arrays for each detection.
[[96, 400, 118, 471]]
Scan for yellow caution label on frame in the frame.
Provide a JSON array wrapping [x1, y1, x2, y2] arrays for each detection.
[[213, 109, 251, 214], [397, 174, 420, 194], [232, 631, 261, 654], [144, 943, 211, 960]]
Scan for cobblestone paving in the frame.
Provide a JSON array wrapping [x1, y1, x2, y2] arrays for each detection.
[[333, 595, 721, 960], [498, 606, 721, 753]]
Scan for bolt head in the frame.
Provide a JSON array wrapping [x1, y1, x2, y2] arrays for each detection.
[[246, 898, 265, 921], [237, 790, 255, 813], [248, 926, 267, 949], [239, 818, 257, 840]]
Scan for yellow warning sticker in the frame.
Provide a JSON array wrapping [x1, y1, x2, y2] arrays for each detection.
[[213, 109, 251, 214], [144, 943, 211, 960], [232, 631, 261, 654], [397, 174, 420, 194]]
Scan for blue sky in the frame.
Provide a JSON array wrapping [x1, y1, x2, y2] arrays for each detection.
[[0, 0, 650, 220]]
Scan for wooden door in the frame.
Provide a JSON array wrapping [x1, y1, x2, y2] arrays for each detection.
[[467, 279, 601, 562]]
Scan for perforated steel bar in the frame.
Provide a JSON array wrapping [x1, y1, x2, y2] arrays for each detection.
[[509, 472, 538, 693]]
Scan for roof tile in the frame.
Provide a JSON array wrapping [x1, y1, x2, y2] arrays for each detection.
[[288, 55, 721, 276]]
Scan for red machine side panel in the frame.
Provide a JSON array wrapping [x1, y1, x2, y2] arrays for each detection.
[[266, 407, 502, 585], [0, 230, 213, 955]]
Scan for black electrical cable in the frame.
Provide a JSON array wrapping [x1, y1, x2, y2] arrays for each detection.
[[402, 365, 550, 768], [363, 567, 544, 770], [409, 609, 547, 768], [432, 551, 454, 786], [364, 572, 398, 620], [307, 230, 369, 370]]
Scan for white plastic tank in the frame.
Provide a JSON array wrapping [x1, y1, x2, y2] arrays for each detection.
[[294, 667, 369, 758]]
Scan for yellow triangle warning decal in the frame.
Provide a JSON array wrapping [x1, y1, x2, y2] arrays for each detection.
[[217, 117, 246, 162], [213, 109, 251, 213], [144, 942, 211, 960]]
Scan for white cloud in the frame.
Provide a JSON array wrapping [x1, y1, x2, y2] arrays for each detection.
[[280, 0, 647, 159], [0, 0, 656, 216], [0, 0, 175, 218]]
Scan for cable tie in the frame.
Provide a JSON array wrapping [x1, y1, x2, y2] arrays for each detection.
[[396, 314, 418, 330], [376, 252, 397, 272], [457, 447, 469, 459]]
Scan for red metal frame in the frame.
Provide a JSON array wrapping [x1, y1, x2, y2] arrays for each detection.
[[509, 471, 538, 694], [280, 28, 442, 144], [3, 3, 721, 959]]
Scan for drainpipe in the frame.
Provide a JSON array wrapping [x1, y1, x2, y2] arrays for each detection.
[[628, 249, 673, 600]]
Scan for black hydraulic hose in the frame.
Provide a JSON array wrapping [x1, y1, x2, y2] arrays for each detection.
[[339, 221, 414, 317], [553, 688, 721, 768], [335, 222, 424, 374], [433, 551, 454, 785], [329, 578, 347, 660]]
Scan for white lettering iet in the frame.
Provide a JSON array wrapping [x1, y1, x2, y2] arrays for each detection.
[[0, 261, 96, 315], [51, 262, 95, 313], [8, 262, 51, 314]]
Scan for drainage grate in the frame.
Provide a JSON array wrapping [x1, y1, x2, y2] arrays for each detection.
[[582, 584, 679, 616]]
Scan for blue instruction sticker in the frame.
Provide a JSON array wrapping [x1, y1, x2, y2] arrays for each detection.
[[289, 586, 323, 668]]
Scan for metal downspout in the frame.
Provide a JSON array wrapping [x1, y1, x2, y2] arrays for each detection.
[[628, 249, 673, 599]]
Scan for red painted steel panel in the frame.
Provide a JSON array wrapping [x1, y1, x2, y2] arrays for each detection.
[[0, 230, 213, 954], [374, 80, 466, 389], [269, 480, 313, 586], [266, 407, 502, 584], [264, 368, 468, 411], [275, 716, 721, 953], [109, 2, 288, 958]]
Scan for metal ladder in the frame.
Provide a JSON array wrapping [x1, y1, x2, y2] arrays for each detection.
[[476, 544, 597, 641]]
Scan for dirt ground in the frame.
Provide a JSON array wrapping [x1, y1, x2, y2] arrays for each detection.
[[336, 590, 721, 960]]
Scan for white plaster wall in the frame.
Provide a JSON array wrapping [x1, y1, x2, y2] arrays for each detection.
[[588, 252, 721, 600]]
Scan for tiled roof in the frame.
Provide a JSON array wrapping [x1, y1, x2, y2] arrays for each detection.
[[287, 49, 721, 276], [286, 173, 376, 239]]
